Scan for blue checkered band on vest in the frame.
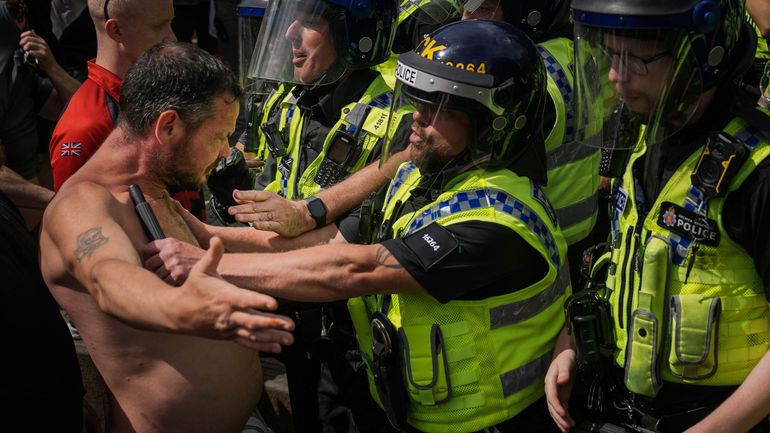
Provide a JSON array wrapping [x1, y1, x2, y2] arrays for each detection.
[[537, 45, 575, 144], [669, 124, 767, 265], [386, 162, 418, 203], [404, 187, 561, 268], [369, 92, 393, 109]]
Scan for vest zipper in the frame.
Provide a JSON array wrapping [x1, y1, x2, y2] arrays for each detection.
[[625, 225, 647, 331], [617, 225, 635, 329]]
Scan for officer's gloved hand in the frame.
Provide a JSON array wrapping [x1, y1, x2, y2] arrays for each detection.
[[207, 146, 257, 225]]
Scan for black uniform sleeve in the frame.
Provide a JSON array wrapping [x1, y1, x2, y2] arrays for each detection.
[[723, 157, 770, 293], [381, 221, 550, 303]]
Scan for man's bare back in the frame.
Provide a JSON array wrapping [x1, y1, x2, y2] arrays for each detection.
[[39, 42, 294, 433]]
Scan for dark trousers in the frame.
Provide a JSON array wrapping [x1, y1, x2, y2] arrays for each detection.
[[279, 303, 396, 433]]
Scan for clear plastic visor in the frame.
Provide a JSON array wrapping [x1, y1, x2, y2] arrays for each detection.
[[381, 80, 494, 182], [238, 9, 265, 87], [573, 24, 704, 151], [247, 0, 348, 87], [400, 0, 462, 25]]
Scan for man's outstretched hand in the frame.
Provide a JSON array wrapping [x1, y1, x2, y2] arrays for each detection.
[[166, 237, 295, 352]]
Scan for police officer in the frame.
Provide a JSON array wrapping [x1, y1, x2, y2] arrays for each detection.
[[545, 0, 770, 432], [146, 19, 570, 433], [454, 0, 603, 285], [223, 0, 458, 237], [242, 1, 406, 431]]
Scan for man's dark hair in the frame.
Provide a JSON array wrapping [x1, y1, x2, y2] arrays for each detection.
[[118, 42, 242, 138]]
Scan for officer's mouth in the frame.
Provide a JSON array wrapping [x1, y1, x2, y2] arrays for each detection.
[[292, 50, 307, 66], [410, 127, 426, 146]]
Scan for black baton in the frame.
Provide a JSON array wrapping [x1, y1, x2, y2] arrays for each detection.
[[129, 184, 165, 240]]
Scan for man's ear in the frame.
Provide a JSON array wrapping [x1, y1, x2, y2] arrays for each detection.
[[155, 110, 185, 146], [105, 18, 122, 42]]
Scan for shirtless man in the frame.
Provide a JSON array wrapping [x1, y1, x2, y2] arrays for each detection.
[[40, 42, 295, 433]]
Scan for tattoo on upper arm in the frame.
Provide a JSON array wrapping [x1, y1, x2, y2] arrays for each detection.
[[74, 227, 109, 262], [375, 245, 403, 269]]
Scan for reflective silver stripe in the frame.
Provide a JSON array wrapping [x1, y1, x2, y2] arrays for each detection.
[[489, 263, 569, 330], [555, 193, 598, 230], [546, 140, 599, 170], [344, 103, 370, 130], [500, 350, 553, 397]]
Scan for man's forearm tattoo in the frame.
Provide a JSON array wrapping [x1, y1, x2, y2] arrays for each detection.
[[74, 227, 109, 262], [375, 245, 403, 269]]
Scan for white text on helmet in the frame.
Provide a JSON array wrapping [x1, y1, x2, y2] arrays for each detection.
[[396, 62, 418, 85]]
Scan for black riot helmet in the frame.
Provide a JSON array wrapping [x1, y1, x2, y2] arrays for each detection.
[[383, 19, 548, 183], [462, 0, 571, 41], [572, 0, 756, 148]]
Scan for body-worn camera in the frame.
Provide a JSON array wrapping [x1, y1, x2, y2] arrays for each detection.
[[314, 129, 358, 188], [691, 131, 749, 198], [260, 122, 288, 158]]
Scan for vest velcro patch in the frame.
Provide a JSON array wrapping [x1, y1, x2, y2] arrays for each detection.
[[657, 202, 720, 246], [401, 223, 459, 271]]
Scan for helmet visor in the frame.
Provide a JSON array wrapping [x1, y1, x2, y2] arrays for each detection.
[[573, 24, 704, 151], [400, 0, 462, 26], [247, 0, 348, 86], [381, 78, 498, 183]]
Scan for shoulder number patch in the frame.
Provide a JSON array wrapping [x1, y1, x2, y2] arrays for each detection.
[[401, 222, 459, 271]]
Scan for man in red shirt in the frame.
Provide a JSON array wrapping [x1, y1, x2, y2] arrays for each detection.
[[49, 0, 175, 188]]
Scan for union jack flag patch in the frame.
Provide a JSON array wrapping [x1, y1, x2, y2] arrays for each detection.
[[61, 142, 82, 157]]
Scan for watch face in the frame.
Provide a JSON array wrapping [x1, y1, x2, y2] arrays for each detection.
[[308, 198, 327, 227]]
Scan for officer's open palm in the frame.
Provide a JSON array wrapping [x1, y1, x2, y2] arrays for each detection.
[[173, 237, 294, 352], [545, 348, 577, 432]]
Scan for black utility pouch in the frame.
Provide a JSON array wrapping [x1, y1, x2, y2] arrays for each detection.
[[370, 312, 409, 431]]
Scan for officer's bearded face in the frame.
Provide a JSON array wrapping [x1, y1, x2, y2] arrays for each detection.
[[409, 103, 471, 173], [285, 12, 337, 84]]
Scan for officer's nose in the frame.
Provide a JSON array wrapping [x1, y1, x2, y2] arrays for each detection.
[[608, 55, 630, 84]]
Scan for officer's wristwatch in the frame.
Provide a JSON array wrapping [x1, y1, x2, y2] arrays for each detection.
[[306, 197, 327, 229]]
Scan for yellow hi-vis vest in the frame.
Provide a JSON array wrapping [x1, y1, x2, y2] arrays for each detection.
[[254, 84, 292, 163], [348, 162, 571, 432], [538, 37, 602, 245], [607, 116, 770, 397], [265, 74, 398, 199]]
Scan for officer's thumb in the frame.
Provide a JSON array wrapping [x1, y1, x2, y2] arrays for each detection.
[[197, 236, 224, 276]]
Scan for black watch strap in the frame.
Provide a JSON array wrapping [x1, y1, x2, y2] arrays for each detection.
[[306, 197, 328, 229]]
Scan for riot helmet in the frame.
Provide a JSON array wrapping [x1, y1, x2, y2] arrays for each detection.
[[393, 0, 461, 54], [398, 0, 462, 27], [248, 0, 399, 87], [572, 0, 755, 149], [383, 19, 548, 183], [461, 0, 571, 41]]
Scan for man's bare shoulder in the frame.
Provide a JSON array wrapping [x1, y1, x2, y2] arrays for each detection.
[[48, 181, 121, 214], [43, 181, 128, 236]]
